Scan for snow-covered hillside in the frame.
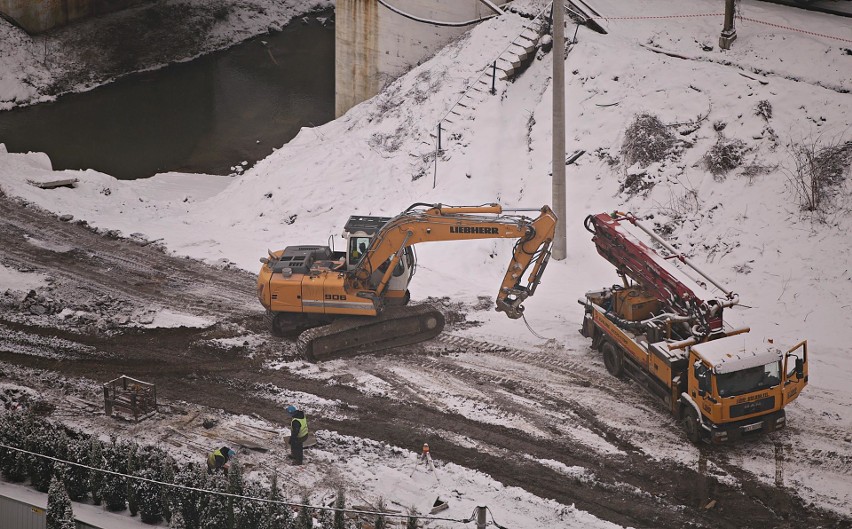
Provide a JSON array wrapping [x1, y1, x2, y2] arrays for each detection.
[[1, 0, 851, 525]]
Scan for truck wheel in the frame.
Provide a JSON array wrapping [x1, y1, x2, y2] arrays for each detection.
[[601, 342, 624, 377], [682, 407, 702, 444]]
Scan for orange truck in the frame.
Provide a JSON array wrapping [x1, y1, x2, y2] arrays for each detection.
[[580, 212, 808, 443]]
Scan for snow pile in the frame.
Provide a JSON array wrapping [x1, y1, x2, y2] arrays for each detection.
[[0, 263, 47, 294]]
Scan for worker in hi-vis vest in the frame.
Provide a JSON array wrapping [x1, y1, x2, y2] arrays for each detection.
[[286, 405, 308, 465], [207, 446, 235, 475]]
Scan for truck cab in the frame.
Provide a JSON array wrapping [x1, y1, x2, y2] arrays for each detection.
[[684, 336, 808, 442]]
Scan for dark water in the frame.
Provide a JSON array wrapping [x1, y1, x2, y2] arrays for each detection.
[[0, 15, 334, 180]]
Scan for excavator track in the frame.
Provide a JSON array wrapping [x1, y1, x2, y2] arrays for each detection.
[[296, 304, 446, 362]]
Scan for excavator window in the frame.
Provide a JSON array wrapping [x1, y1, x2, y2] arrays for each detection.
[[349, 237, 370, 263]]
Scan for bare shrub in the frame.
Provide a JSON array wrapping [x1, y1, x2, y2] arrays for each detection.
[[756, 100, 772, 121], [621, 114, 676, 168], [784, 138, 852, 214], [368, 126, 406, 153], [741, 162, 776, 184], [654, 176, 701, 228], [619, 170, 656, 196], [704, 137, 746, 180], [594, 148, 619, 167]]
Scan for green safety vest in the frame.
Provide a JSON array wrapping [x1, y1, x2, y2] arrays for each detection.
[[292, 417, 308, 438]]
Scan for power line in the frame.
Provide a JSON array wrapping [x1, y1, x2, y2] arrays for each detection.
[[0, 442, 480, 524]]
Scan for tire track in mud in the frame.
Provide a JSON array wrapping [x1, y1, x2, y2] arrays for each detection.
[[388, 346, 641, 455], [433, 334, 612, 383], [362, 335, 850, 528]]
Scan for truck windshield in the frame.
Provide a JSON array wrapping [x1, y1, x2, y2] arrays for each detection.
[[716, 361, 781, 397]]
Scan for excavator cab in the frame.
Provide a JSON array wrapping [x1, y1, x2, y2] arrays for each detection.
[[342, 215, 389, 270], [342, 215, 414, 305]]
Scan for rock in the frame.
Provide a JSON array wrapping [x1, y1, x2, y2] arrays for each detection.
[[59, 214, 74, 222], [30, 304, 47, 315], [202, 417, 218, 429]]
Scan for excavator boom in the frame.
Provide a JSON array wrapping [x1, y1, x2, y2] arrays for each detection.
[[352, 203, 557, 318]]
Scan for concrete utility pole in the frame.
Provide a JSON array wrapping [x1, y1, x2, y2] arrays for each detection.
[[719, 0, 737, 49], [476, 506, 487, 529], [552, 0, 567, 261]]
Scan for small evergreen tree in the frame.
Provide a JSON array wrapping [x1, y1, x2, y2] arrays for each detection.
[[374, 498, 386, 529], [173, 463, 206, 529], [406, 506, 418, 529], [0, 412, 29, 482], [27, 420, 67, 492], [160, 455, 176, 524], [47, 473, 75, 529], [101, 437, 128, 512], [127, 443, 139, 516], [333, 489, 346, 529], [199, 473, 230, 529], [261, 473, 293, 529], [88, 438, 105, 506], [235, 483, 266, 529], [316, 501, 332, 529], [135, 468, 163, 524], [226, 460, 244, 529], [296, 494, 312, 529], [170, 510, 188, 529], [63, 436, 91, 501]]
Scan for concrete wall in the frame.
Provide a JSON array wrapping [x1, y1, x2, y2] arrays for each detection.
[[335, 0, 506, 117], [0, 492, 47, 529], [0, 0, 151, 34], [0, 482, 138, 528]]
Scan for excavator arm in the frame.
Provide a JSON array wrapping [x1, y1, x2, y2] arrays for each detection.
[[349, 203, 557, 318]]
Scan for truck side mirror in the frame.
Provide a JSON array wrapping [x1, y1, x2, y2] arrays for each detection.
[[795, 357, 804, 379]]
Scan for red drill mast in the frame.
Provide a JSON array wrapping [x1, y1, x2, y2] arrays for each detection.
[[584, 212, 738, 337]]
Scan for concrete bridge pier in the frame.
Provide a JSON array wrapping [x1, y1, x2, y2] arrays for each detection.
[[335, 0, 507, 118]]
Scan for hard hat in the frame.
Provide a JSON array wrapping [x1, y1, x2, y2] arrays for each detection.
[[286, 405, 297, 415]]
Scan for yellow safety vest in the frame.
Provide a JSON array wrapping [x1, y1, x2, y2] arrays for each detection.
[[292, 417, 308, 438], [208, 448, 225, 467]]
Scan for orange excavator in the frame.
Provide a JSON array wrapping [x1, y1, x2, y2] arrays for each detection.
[[257, 203, 557, 361]]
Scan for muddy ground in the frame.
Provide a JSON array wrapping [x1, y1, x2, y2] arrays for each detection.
[[0, 193, 849, 529]]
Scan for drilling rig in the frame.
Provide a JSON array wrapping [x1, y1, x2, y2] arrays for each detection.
[[580, 212, 808, 443]]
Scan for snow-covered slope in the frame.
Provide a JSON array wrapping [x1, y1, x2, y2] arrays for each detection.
[[1, 0, 851, 522]]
